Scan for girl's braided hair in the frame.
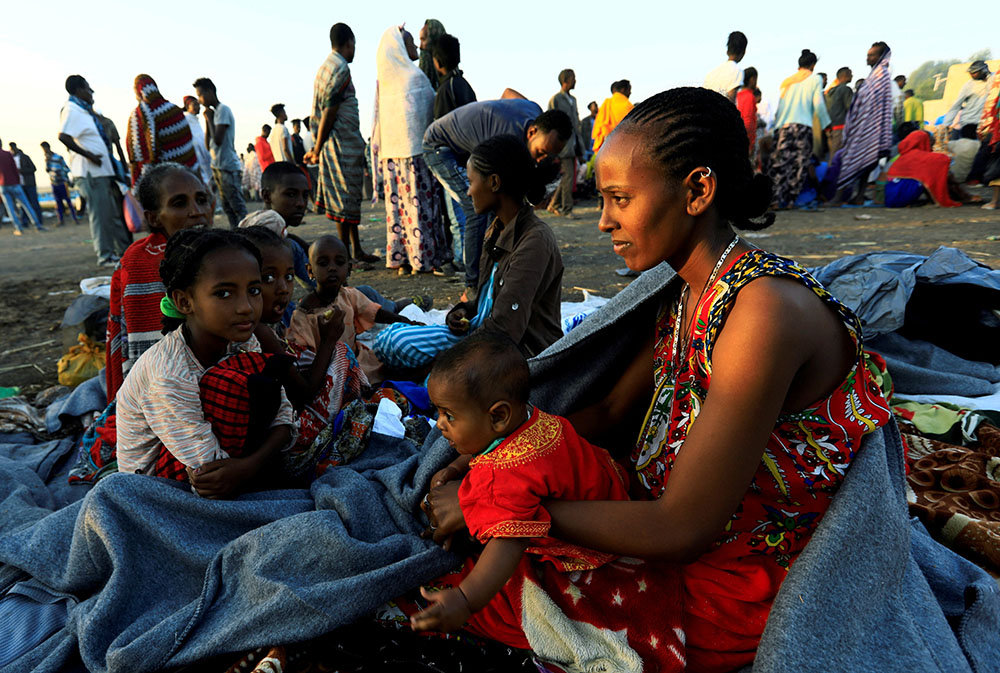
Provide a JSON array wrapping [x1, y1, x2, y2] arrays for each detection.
[[468, 134, 548, 205], [159, 228, 262, 334], [134, 161, 204, 211], [615, 87, 775, 231], [238, 225, 288, 254]]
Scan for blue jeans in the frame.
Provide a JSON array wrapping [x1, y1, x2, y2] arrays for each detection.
[[0, 185, 42, 232], [20, 184, 43, 226], [423, 144, 487, 288], [356, 285, 396, 313]]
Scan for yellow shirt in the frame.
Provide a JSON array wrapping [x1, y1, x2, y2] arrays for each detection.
[[904, 96, 924, 124], [592, 93, 634, 152]]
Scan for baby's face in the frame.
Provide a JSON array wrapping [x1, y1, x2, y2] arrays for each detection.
[[428, 377, 498, 455]]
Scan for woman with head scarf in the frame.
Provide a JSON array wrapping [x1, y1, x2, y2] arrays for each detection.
[[418, 19, 446, 90], [125, 74, 197, 186], [371, 25, 448, 275]]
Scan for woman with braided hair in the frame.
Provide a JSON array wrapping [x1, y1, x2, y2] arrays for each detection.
[[424, 87, 891, 670]]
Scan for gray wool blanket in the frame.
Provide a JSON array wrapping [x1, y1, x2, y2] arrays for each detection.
[[0, 433, 458, 673], [1, 259, 999, 673]]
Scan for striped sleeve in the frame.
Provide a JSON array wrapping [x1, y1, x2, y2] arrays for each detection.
[[144, 371, 227, 469]]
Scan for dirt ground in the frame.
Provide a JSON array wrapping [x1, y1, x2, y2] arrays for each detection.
[[2, 191, 999, 397]]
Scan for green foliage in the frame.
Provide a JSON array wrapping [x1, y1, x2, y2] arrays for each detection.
[[909, 60, 959, 100], [907, 49, 991, 101]]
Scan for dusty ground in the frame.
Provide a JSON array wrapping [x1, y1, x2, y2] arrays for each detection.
[[2, 193, 998, 396]]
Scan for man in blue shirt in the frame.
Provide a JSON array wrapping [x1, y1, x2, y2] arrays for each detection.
[[423, 99, 571, 295]]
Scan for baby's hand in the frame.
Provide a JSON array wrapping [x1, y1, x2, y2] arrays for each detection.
[[445, 307, 470, 335], [318, 306, 346, 343], [410, 586, 472, 633], [187, 457, 253, 499]]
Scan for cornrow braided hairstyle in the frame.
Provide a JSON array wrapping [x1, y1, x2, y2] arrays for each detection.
[[469, 134, 547, 205], [159, 228, 263, 334], [616, 87, 775, 231], [239, 225, 289, 255]]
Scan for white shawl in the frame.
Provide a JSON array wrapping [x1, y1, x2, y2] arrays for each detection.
[[370, 25, 435, 160]]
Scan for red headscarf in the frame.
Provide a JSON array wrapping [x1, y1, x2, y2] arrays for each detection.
[[887, 131, 961, 207]]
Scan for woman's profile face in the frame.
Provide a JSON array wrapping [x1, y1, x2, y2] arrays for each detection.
[[596, 131, 689, 271]]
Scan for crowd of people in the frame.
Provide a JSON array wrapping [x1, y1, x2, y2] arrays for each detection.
[[1, 21, 999, 673]]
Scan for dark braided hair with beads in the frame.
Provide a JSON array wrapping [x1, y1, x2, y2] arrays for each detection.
[[159, 228, 263, 334], [614, 87, 775, 231]]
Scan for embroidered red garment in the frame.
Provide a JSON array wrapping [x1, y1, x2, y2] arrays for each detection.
[[887, 130, 961, 207], [407, 410, 687, 672], [634, 249, 892, 672], [460, 408, 629, 572], [106, 231, 168, 401]]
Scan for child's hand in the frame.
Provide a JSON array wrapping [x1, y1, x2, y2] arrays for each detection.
[[410, 586, 472, 633], [318, 306, 346, 343], [445, 307, 471, 335], [187, 458, 254, 499]]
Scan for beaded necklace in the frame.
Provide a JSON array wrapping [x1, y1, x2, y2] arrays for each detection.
[[669, 233, 740, 380]]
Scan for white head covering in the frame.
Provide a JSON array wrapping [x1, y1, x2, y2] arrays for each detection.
[[371, 25, 435, 159], [238, 209, 287, 238]]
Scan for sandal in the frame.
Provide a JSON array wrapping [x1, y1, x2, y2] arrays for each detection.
[[350, 258, 375, 271]]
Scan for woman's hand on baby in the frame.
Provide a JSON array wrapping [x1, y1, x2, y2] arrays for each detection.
[[445, 307, 471, 335], [422, 479, 466, 550], [318, 306, 346, 343], [187, 458, 254, 499], [410, 587, 471, 633]]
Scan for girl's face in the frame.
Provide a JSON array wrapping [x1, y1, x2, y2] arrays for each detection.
[[174, 247, 262, 345], [147, 171, 214, 237], [466, 162, 500, 215], [596, 131, 693, 272], [258, 244, 295, 324]]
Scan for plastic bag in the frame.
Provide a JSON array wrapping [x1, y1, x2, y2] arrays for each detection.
[[123, 190, 144, 233], [57, 334, 106, 387]]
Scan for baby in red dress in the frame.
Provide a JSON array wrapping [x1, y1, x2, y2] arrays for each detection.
[[411, 330, 631, 632]]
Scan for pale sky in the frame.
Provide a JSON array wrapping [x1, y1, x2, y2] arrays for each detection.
[[1, 0, 994, 187]]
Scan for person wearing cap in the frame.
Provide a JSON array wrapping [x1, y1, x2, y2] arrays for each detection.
[[183, 95, 213, 187], [942, 61, 991, 139]]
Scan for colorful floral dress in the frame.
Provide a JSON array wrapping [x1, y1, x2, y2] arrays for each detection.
[[634, 249, 892, 672]]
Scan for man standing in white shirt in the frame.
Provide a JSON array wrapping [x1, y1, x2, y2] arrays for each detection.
[[269, 104, 295, 164], [704, 31, 748, 101], [58, 75, 132, 266], [193, 77, 246, 228], [943, 61, 991, 139], [182, 95, 214, 188]]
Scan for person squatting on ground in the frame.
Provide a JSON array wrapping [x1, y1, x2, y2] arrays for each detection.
[[421, 100, 571, 296], [375, 134, 563, 370]]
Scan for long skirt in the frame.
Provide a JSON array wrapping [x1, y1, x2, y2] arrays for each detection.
[[381, 156, 448, 271], [769, 123, 814, 207], [317, 126, 365, 225]]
